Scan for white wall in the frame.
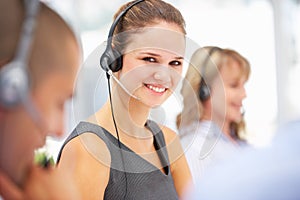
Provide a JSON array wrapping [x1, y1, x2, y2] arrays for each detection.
[[43, 0, 300, 159]]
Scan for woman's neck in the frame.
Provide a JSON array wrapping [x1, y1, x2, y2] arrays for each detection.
[[99, 92, 152, 138], [201, 113, 235, 142]]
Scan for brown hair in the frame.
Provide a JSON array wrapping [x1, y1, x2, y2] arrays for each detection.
[[177, 46, 251, 141], [0, 0, 79, 88], [112, 0, 186, 53]]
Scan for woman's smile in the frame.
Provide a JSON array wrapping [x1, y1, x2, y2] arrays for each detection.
[[144, 83, 168, 95]]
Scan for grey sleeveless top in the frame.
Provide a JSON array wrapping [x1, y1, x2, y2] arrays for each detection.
[[57, 120, 179, 200]]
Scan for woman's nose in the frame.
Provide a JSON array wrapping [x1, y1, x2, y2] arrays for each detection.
[[240, 86, 247, 99], [153, 66, 171, 83]]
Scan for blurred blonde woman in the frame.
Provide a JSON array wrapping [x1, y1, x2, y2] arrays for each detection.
[[177, 46, 251, 183]]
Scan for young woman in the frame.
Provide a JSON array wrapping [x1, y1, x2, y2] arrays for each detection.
[[57, 0, 192, 199], [177, 46, 251, 183]]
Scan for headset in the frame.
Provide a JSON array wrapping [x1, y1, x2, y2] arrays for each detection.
[[99, 1, 145, 199], [0, 0, 40, 108], [100, 0, 145, 73], [198, 47, 222, 101]]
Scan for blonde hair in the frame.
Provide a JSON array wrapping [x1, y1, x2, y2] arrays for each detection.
[[177, 46, 250, 141]]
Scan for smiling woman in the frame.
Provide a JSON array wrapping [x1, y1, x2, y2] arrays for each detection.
[[177, 46, 251, 183], [56, 0, 192, 199]]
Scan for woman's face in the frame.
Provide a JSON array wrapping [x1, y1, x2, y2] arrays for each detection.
[[211, 59, 247, 124], [116, 21, 186, 108]]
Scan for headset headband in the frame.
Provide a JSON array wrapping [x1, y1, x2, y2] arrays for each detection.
[[106, 0, 145, 50], [201, 47, 222, 79], [100, 0, 145, 73]]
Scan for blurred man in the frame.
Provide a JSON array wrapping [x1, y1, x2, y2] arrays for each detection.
[[0, 0, 81, 199]]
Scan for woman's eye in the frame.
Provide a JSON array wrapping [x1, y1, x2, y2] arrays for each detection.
[[169, 60, 182, 66], [142, 57, 156, 63]]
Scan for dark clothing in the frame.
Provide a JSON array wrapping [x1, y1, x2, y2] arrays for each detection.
[[57, 120, 179, 200]]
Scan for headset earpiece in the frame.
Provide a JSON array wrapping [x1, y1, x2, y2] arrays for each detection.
[[110, 49, 123, 72], [0, 61, 30, 107], [198, 47, 222, 102], [100, 47, 123, 73], [199, 79, 210, 102]]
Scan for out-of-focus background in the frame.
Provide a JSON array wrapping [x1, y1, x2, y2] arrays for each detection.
[[40, 0, 300, 159]]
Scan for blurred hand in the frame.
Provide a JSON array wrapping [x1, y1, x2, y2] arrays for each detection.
[[0, 170, 23, 200], [0, 165, 80, 200], [0, 148, 80, 200], [23, 165, 80, 200]]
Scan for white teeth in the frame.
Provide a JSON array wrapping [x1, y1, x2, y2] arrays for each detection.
[[148, 85, 165, 93]]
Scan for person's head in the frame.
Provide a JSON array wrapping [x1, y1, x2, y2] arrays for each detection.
[[108, 0, 186, 108], [0, 0, 81, 186], [177, 46, 250, 139]]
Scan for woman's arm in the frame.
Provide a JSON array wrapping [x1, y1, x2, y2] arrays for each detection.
[[57, 132, 111, 199], [162, 126, 194, 199]]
